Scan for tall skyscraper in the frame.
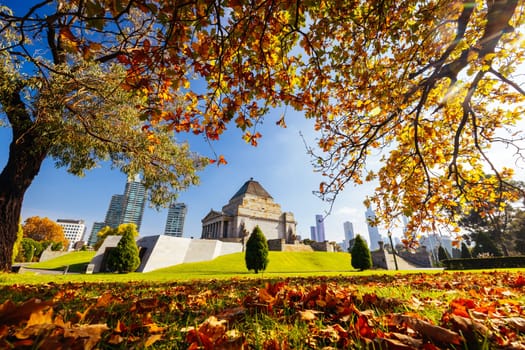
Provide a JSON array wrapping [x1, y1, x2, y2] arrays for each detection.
[[343, 221, 354, 242], [365, 207, 382, 250], [310, 226, 317, 241], [121, 175, 146, 231], [95, 175, 147, 240], [57, 219, 86, 250], [315, 214, 326, 242], [88, 221, 106, 246], [104, 194, 124, 229], [164, 202, 187, 237]]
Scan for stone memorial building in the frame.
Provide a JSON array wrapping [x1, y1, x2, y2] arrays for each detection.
[[201, 178, 297, 242]]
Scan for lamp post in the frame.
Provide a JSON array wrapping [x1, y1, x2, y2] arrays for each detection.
[[388, 231, 399, 271]]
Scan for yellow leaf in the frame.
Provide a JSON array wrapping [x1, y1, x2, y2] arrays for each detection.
[[369, 106, 381, 117], [144, 334, 163, 347]]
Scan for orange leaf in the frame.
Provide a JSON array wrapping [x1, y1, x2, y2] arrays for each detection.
[[144, 334, 163, 347], [0, 298, 53, 326], [218, 155, 228, 165], [276, 114, 287, 128]]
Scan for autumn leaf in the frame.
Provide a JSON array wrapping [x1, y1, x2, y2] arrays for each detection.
[[0, 298, 53, 326], [298, 309, 321, 322], [394, 314, 463, 345]]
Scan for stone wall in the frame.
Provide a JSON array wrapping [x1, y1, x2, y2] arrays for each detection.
[[310, 241, 335, 252], [268, 239, 333, 252], [371, 249, 388, 269], [396, 248, 433, 268]]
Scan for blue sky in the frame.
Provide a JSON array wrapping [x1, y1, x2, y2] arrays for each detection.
[[2, 1, 523, 246], [0, 0, 381, 245], [0, 109, 380, 244]]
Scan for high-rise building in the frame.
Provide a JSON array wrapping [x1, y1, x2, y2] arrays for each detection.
[[94, 175, 147, 241], [365, 207, 382, 250], [342, 221, 355, 251], [88, 221, 106, 246], [315, 214, 326, 242], [310, 226, 317, 241], [57, 219, 86, 250], [343, 221, 354, 242], [164, 202, 187, 237], [104, 194, 124, 229], [121, 175, 146, 231]]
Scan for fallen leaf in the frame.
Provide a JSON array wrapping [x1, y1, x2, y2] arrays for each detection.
[[395, 314, 462, 345]]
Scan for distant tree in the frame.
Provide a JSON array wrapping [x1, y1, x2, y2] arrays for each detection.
[[302, 239, 314, 246], [106, 225, 140, 273], [50, 241, 64, 251], [460, 242, 473, 259], [245, 226, 269, 274], [438, 245, 451, 262], [22, 217, 68, 249], [457, 180, 525, 256], [351, 235, 372, 271], [507, 210, 525, 255], [11, 222, 23, 264], [472, 231, 503, 257], [94, 224, 139, 251]]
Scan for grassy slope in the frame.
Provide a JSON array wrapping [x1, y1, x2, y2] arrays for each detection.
[[4, 251, 357, 284], [29, 251, 96, 272], [154, 251, 351, 275]]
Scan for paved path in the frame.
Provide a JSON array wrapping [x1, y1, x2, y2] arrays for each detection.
[[384, 252, 443, 271]]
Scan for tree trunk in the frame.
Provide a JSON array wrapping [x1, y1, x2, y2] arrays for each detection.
[[0, 86, 47, 272], [0, 135, 46, 271]]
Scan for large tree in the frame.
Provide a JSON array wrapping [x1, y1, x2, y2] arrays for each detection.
[[303, 0, 525, 249], [1, 1, 524, 271]]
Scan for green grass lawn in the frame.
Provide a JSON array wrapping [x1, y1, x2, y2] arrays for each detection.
[[28, 251, 96, 272], [3, 250, 442, 285]]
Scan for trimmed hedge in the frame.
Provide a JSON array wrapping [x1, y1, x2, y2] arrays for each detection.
[[442, 256, 525, 270]]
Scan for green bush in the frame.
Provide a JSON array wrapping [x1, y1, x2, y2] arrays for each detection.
[[106, 226, 140, 273], [442, 256, 525, 270], [16, 238, 43, 262], [245, 226, 269, 274], [351, 234, 372, 271], [12, 222, 23, 264]]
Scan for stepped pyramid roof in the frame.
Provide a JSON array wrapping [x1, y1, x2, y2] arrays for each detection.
[[230, 178, 273, 200]]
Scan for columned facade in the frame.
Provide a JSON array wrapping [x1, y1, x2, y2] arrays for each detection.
[[201, 179, 296, 242]]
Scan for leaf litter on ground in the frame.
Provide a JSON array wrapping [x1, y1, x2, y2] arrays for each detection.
[[0, 271, 524, 349]]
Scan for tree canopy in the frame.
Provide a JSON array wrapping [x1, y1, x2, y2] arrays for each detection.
[[106, 225, 141, 273], [94, 223, 139, 251], [0, 0, 524, 270], [22, 216, 69, 249]]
